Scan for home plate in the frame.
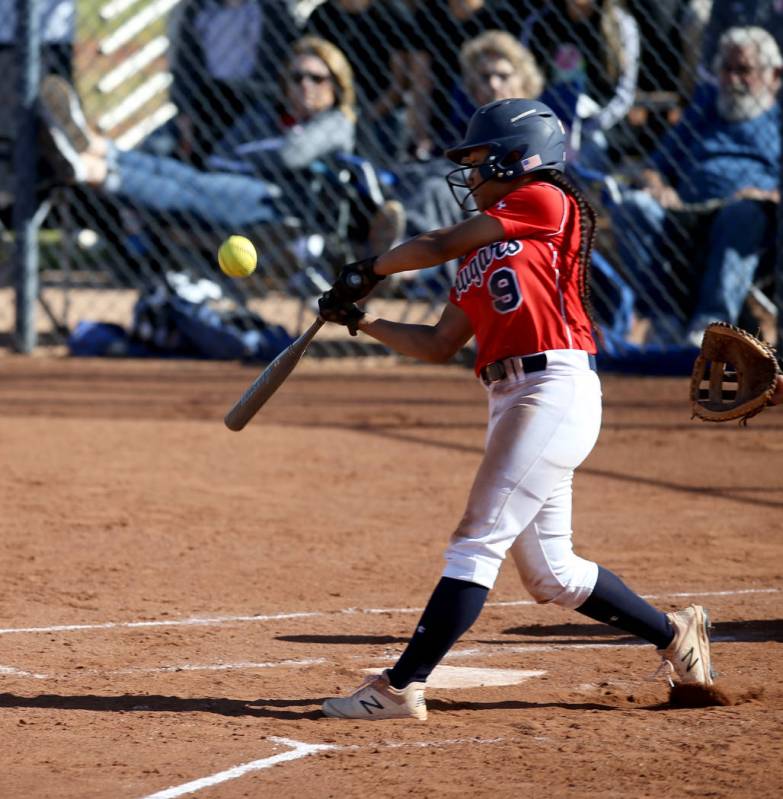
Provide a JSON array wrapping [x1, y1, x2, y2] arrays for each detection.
[[362, 666, 546, 689]]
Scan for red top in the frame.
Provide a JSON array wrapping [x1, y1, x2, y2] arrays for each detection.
[[449, 181, 596, 374]]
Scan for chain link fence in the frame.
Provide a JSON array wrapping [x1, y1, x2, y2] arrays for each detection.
[[0, 0, 780, 364]]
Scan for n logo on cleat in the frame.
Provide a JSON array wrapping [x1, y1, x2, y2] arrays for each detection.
[[680, 646, 700, 672], [359, 695, 384, 715]]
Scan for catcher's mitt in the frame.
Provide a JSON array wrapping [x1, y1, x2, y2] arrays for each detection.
[[690, 322, 780, 424]]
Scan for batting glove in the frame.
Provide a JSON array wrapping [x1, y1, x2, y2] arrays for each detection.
[[318, 290, 366, 336], [332, 256, 384, 303]]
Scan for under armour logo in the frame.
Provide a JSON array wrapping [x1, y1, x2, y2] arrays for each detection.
[[496, 201, 507, 210], [416, 625, 426, 634]]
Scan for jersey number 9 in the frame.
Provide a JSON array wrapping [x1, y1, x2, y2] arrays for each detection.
[[489, 268, 522, 314]]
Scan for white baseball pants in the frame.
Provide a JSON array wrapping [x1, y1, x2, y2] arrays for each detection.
[[443, 350, 602, 609]]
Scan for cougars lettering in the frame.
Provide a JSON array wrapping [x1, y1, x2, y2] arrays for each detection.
[[454, 240, 523, 299]]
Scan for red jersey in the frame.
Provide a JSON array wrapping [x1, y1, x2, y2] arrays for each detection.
[[449, 181, 596, 374]]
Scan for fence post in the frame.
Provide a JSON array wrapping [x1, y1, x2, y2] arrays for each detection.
[[12, 0, 41, 353], [777, 85, 783, 364]]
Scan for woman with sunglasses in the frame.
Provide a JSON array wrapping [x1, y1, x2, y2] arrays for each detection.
[[38, 37, 396, 257], [316, 98, 715, 721]]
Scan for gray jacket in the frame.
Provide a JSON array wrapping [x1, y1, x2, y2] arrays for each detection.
[[209, 107, 356, 178]]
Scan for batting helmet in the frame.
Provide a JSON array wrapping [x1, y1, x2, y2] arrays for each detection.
[[444, 98, 567, 210]]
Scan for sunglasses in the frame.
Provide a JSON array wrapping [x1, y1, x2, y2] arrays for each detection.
[[289, 70, 332, 85]]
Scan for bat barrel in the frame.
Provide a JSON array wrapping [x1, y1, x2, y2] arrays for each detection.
[[224, 317, 325, 431]]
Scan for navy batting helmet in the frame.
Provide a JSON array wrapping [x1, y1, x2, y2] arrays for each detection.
[[445, 98, 567, 210]]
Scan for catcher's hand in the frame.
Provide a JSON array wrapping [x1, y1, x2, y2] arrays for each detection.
[[318, 290, 365, 336], [690, 322, 780, 424], [332, 256, 385, 303]]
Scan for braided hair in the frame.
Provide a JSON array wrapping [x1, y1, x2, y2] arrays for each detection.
[[539, 169, 602, 342]]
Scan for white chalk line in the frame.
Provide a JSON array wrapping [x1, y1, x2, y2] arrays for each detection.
[[139, 735, 507, 799], [0, 587, 777, 637], [0, 664, 47, 679], [112, 657, 328, 676], [0, 657, 327, 682], [139, 737, 334, 799], [0, 630, 749, 683], [0, 611, 320, 636]]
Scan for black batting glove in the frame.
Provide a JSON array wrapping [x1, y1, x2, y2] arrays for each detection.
[[318, 290, 366, 336], [332, 256, 384, 303]]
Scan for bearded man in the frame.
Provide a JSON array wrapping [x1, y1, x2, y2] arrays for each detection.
[[610, 25, 781, 346]]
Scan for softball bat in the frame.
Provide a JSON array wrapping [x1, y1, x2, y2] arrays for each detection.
[[224, 317, 325, 431]]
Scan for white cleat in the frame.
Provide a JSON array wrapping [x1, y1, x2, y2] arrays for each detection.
[[658, 604, 715, 686], [40, 75, 92, 152], [322, 670, 427, 721]]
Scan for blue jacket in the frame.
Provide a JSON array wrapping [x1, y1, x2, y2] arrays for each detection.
[[651, 83, 780, 204]]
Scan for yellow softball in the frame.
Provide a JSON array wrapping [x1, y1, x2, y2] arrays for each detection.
[[218, 235, 257, 278]]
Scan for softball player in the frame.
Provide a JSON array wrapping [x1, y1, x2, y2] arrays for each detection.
[[317, 99, 714, 721]]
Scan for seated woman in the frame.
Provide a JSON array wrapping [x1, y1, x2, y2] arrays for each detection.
[[38, 36, 399, 268], [387, 30, 546, 295], [397, 30, 545, 233]]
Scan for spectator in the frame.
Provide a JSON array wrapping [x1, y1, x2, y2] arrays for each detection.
[[168, 0, 298, 166], [38, 38, 400, 267], [460, 29, 544, 108], [407, 0, 532, 160], [304, 0, 417, 165], [523, 0, 640, 170], [609, 26, 781, 346], [402, 30, 545, 234], [389, 30, 545, 293], [701, 0, 783, 71]]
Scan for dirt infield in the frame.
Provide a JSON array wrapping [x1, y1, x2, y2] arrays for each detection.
[[1, 355, 781, 798]]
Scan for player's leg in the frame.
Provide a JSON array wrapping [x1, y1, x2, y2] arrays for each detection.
[[322, 360, 600, 720], [510, 475, 714, 686], [321, 575, 488, 720]]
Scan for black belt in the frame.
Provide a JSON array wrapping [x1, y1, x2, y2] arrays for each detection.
[[480, 353, 597, 385]]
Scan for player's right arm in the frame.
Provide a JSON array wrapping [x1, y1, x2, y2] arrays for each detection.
[[357, 302, 473, 364]]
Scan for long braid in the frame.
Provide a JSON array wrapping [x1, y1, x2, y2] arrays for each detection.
[[541, 170, 602, 344]]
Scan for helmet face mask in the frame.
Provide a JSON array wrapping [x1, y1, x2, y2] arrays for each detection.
[[446, 148, 528, 212], [444, 98, 567, 211], [446, 165, 481, 212]]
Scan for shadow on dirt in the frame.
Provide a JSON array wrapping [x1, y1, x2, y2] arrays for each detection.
[[0, 693, 325, 720], [355, 427, 783, 509], [490, 618, 783, 645], [0, 691, 678, 716], [426, 698, 660, 713]]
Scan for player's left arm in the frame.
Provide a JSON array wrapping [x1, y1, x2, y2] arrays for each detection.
[[357, 301, 474, 364], [374, 213, 506, 276]]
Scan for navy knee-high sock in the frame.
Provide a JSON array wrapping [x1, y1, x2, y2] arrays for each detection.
[[388, 577, 489, 689], [576, 565, 674, 649]]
